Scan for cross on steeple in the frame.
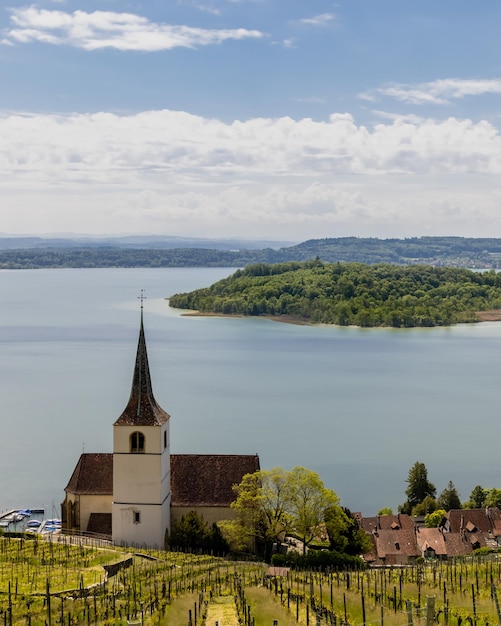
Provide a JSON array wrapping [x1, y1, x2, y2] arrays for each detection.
[[138, 289, 147, 310]]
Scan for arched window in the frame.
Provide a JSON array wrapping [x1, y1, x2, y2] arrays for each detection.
[[130, 431, 145, 453]]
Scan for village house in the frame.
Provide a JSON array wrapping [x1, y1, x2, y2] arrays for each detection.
[[61, 304, 260, 548], [357, 508, 501, 564], [359, 514, 420, 565]]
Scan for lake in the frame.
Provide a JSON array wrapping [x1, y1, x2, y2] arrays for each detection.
[[1, 267, 500, 517]]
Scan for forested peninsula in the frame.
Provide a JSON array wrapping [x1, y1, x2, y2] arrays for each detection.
[[168, 260, 501, 328]]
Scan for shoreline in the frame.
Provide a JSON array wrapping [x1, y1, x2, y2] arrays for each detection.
[[180, 308, 501, 327], [181, 311, 311, 325]]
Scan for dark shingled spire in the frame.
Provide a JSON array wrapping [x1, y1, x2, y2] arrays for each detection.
[[114, 309, 170, 426]]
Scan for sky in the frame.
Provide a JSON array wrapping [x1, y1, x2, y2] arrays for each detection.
[[2, 1, 501, 241]]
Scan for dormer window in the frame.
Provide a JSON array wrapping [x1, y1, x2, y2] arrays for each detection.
[[130, 431, 145, 453]]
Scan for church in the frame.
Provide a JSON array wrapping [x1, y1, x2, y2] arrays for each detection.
[[61, 302, 260, 548]]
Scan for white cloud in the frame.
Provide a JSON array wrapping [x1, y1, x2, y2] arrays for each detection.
[[272, 37, 297, 48], [3, 6, 264, 50], [296, 13, 336, 27], [1, 108, 501, 238], [363, 78, 501, 105]]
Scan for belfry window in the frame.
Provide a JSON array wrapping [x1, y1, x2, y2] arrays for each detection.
[[130, 431, 145, 453]]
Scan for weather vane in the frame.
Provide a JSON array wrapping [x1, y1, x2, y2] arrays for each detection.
[[138, 289, 147, 309]]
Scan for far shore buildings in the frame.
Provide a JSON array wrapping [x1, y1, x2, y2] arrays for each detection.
[[357, 509, 501, 564], [62, 304, 259, 548]]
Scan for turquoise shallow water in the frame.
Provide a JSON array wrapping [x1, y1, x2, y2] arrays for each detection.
[[1, 267, 500, 516]]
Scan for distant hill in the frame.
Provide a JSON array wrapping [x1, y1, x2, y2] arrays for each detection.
[[1, 236, 501, 269], [0, 234, 293, 251]]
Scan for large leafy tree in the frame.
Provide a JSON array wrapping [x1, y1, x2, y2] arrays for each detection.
[[223, 466, 339, 559], [223, 467, 295, 557], [288, 466, 339, 554], [400, 461, 436, 514], [437, 481, 461, 511]]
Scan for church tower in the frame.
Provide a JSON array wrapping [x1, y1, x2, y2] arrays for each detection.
[[112, 298, 170, 548]]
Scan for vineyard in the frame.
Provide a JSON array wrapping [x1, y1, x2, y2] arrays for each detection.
[[1, 533, 501, 625]]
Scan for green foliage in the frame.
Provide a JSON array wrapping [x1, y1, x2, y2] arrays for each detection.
[[465, 485, 488, 509], [484, 488, 501, 508], [437, 481, 462, 511], [169, 261, 501, 328], [6, 236, 501, 268], [170, 511, 229, 555], [377, 507, 393, 515], [325, 507, 372, 555], [225, 467, 295, 556], [401, 461, 436, 513], [226, 466, 339, 560], [472, 546, 501, 555], [412, 497, 438, 517], [424, 509, 446, 527], [288, 466, 340, 554], [271, 549, 366, 571]]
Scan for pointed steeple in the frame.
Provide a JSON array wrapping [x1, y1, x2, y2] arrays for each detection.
[[114, 307, 170, 426]]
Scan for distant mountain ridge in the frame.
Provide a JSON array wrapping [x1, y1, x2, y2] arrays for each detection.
[[0, 234, 294, 251], [1, 236, 501, 269]]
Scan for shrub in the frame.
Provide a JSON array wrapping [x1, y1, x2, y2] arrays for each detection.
[[271, 549, 365, 571]]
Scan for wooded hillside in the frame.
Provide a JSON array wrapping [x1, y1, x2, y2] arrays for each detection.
[[169, 260, 501, 327], [3, 236, 501, 268]]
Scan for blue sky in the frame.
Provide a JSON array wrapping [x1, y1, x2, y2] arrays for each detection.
[[2, 1, 501, 241]]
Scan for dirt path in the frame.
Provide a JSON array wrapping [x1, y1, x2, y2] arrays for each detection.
[[205, 596, 240, 626]]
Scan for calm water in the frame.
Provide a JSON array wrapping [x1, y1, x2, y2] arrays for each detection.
[[1, 267, 500, 516]]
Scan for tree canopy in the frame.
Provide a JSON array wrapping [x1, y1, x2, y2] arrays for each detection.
[[400, 461, 437, 514], [437, 481, 462, 511], [222, 466, 340, 560], [425, 509, 447, 528], [484, 488, 501, 509], [465, 485, 488, 509], [325, 507, 372, 555], [169, 510, 229, 555], [169, 260, 501, 328]]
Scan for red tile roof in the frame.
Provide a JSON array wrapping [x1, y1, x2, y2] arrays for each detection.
[[170, 454, 260, 507], [65, 452, 260, 508], [360, 514, 415, 533], [442, 532, 473, 557], [416, 527, 447, 556], [446, 509, 491, 533], [64, 453, 113, 495], [375, 529, 420, 559]]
